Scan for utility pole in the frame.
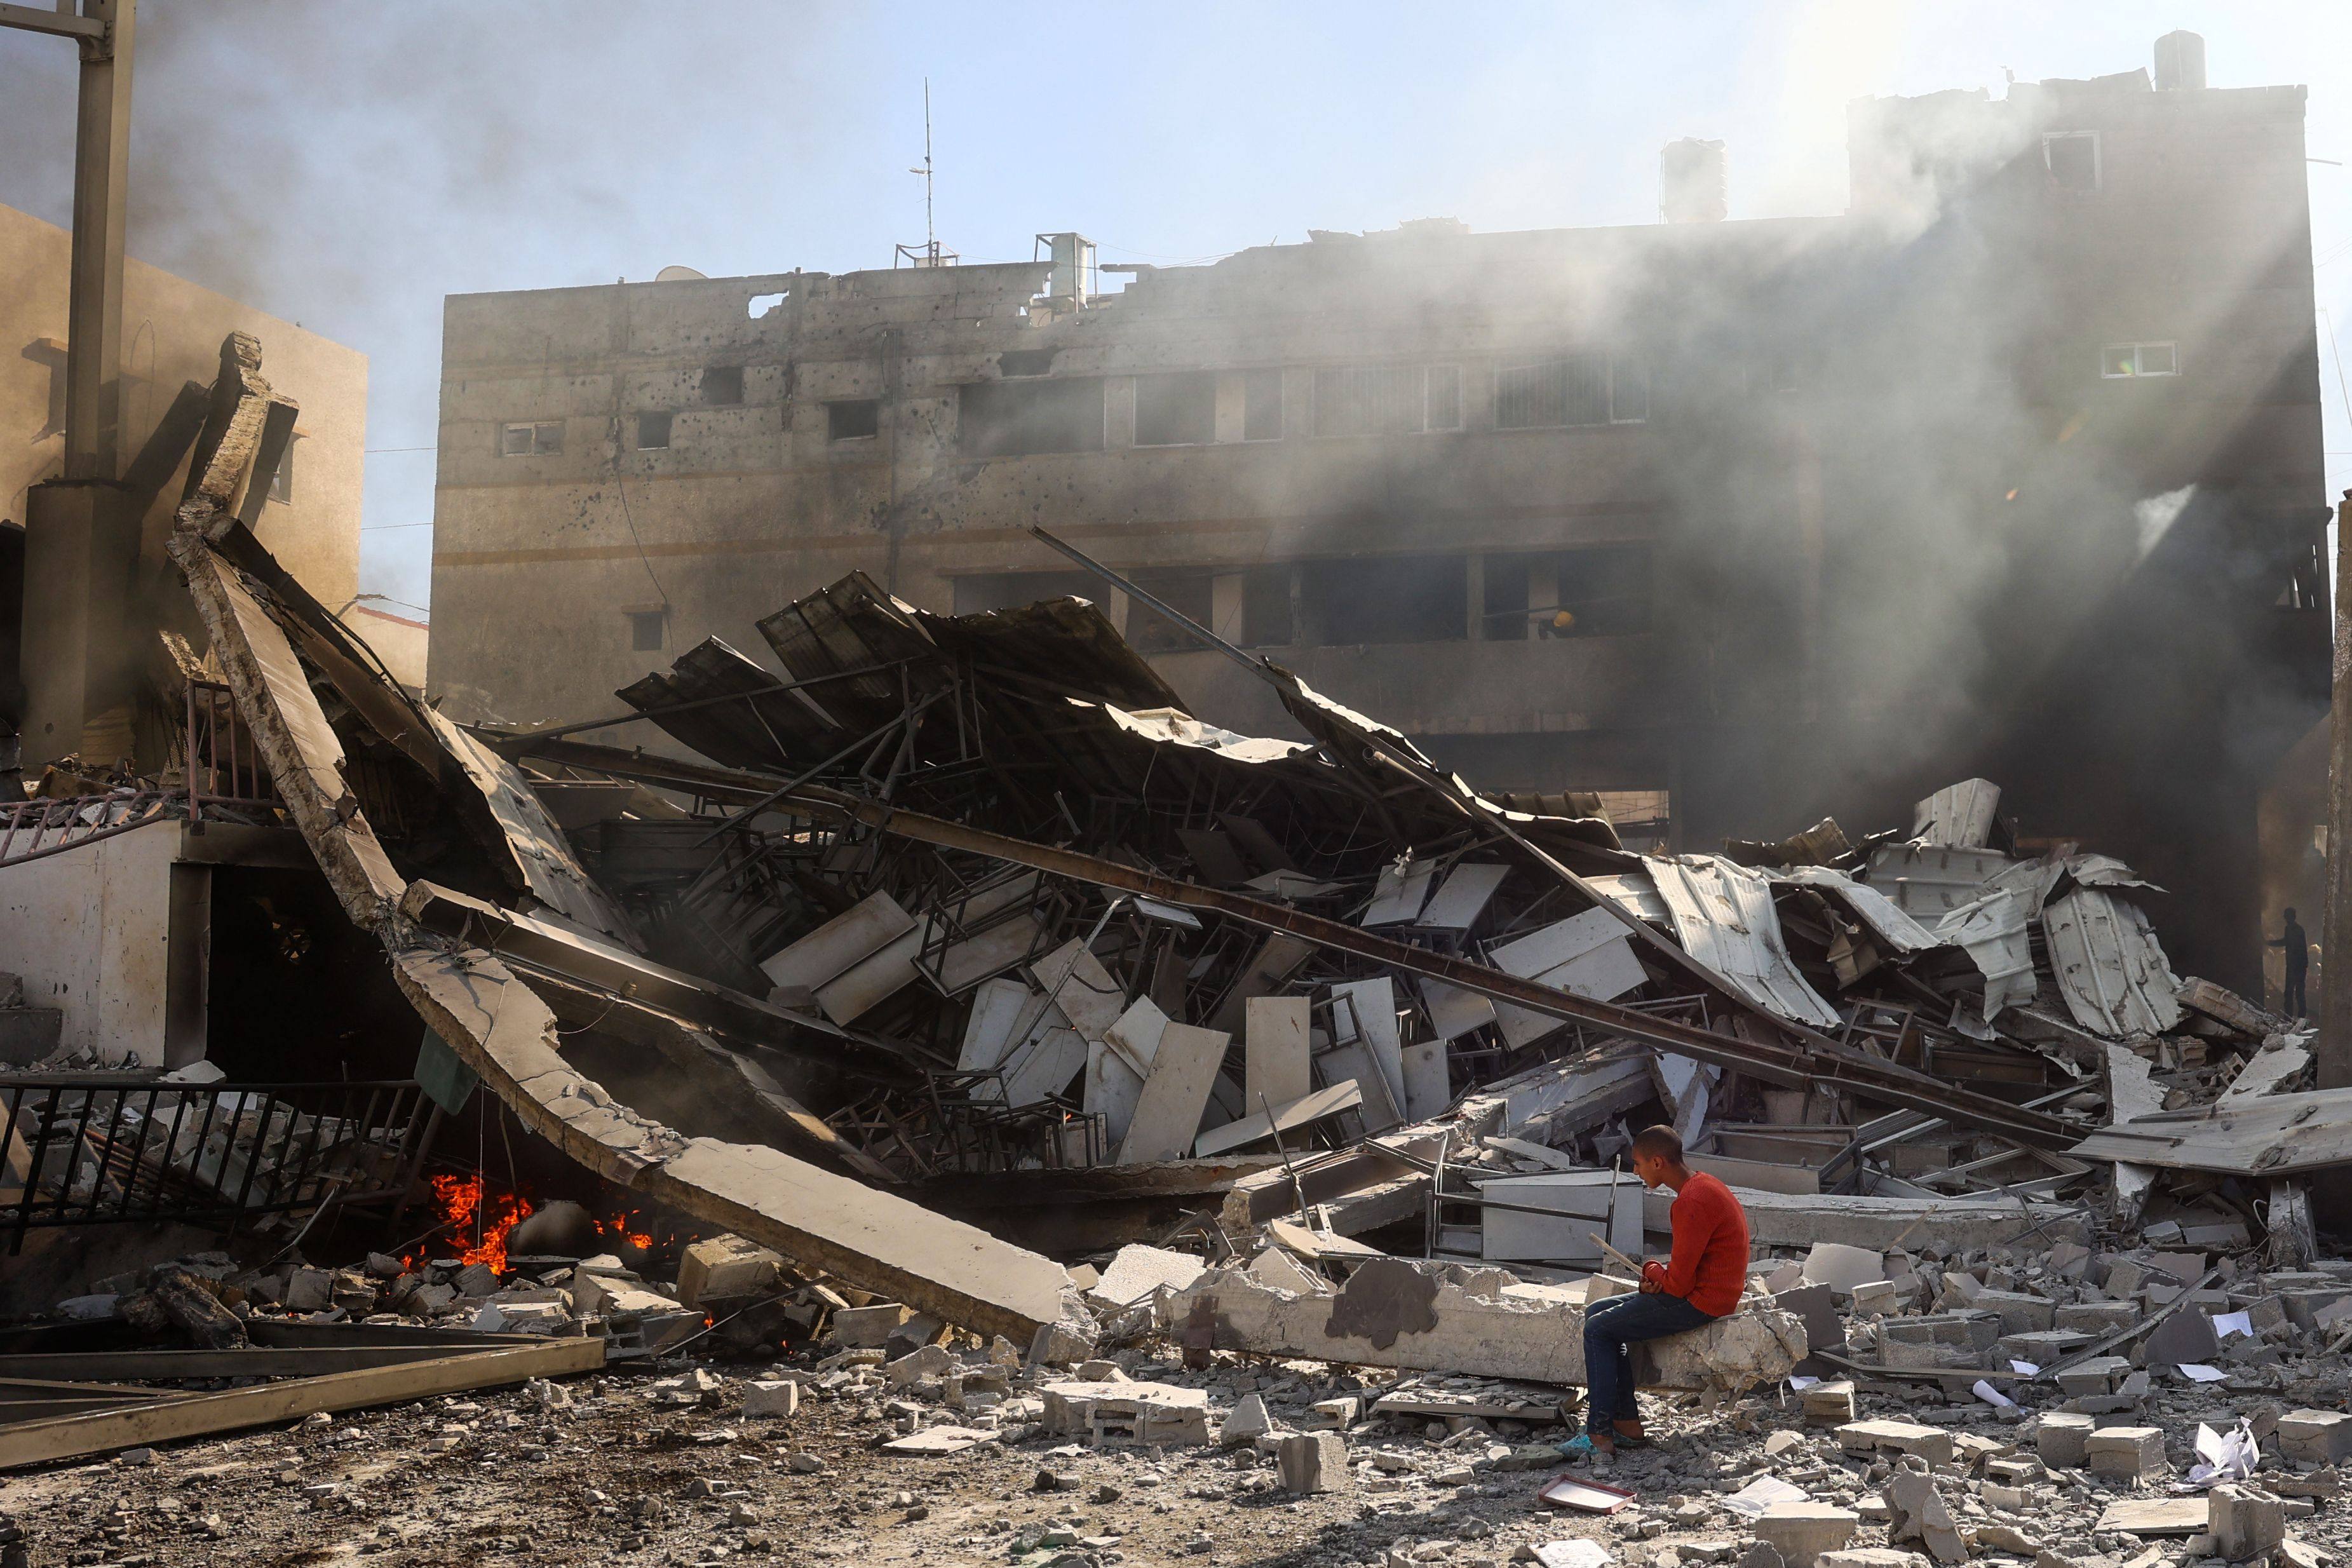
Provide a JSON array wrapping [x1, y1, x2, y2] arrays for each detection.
[[3, 0, 135, 478], [3, 0, 139, 769]]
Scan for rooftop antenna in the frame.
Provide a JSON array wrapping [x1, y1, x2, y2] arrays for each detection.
[[895, 79, 956, 268]]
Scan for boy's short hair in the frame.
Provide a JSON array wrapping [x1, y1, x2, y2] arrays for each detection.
[[1631, 1125, 1684, 1163]]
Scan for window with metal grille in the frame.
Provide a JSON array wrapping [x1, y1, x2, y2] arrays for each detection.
[[500, 421, 564, 457], [1313, 365, 1460, 437], [1497, 355, 1647, 428]]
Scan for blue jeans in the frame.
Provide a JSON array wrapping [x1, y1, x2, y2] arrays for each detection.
[[1584, 1290, 1715, 1433]]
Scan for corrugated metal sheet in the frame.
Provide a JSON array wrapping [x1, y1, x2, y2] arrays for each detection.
[[1773, 865, 1938, 952], [1933, 887, 2036, 1021], [1641, 856, 1842, 1028], [2043, 887, 2184, 1036], [1911, 777, 2001, 847], [1862, 841, 2018, 921]]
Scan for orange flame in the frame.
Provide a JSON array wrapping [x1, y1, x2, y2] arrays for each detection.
[[597, 1212, 654, 1251], [427, 1172, 532, 1274]]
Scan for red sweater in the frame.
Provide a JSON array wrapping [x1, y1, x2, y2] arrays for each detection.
[[1640, 1170, 1750, 1316]]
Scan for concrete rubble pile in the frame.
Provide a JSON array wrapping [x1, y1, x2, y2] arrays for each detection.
[[9, 342, 2352, 1568]]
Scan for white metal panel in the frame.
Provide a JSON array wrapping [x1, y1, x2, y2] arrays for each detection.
[[1487, 908, 1649, 1048], [1774, 865, 1940, 952], [1116, 1022, 1232, 1163], [1419, 977, 1497, 1041], [1643, 855, 1842, 1028], [1320, 1043, 1402, 1133], [1332, 977, 1406, 1114], [1588, 870, 1670, 924], [1363, 859, 1437, 926], [1933, 886, 2036, 1021], [1418, 863, 1510, 930], [1401, 1039, 1450, 1119], [959, 977, 1043, 1074], [1862, 842, 2018, 922], [760, 889, 916, 994], [1028, 938, 1125, 1042], [1476, 1170, 1644, 1264], [2043, 888, 2184, 1036], [1244, 996, 1313, 1109]]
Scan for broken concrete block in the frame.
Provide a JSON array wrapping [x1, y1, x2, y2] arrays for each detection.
[[1220, 1392, 1274, 1447], [675, 1233, 784, 1309], [1305, 1396, 1360, 1430], [1973, 1290, 2057, 1336], [1027, 1318, 1095, 1367], [2052, 1355, 2131, 1396], [2207, 1485, 2285, 1562], [1753, 1504, 1860, 1568], [1836, 1420, 1956, 1468], [1277, 1430, 1349, 1494], [742, 1380, 801, 1419], [452, 1261, 500, 1298], [2279, 1410, 2352, 1465], [2085, 1426, 2165, 1482], [832, 1302, 912, 1348], [1085, 1244, 1208, 1311], [283, 1266, 333, 1313], [2142, 1307, 2222, 1367], [2054, 1301, 2139, 1335], [1850, 1280, 1905, 1316], [2036, 1413, 2095, 1468], [885, 1343, 955, 1386], [1165, 1259, 1806, 1389], [1819, 1552, 1930, 1568], [1802, 1381, 1858, 1426], [1884, 1461, 1967, 1566], [1801, 1244, 1886, 1296]]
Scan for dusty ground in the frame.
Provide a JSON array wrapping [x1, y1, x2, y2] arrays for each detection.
[[2, 1348, 2346, 1568]]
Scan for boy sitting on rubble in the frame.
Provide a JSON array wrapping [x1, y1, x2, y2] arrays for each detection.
[[1562, 1125, 1751, 1460]]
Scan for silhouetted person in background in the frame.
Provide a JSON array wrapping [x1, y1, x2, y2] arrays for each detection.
[[2270, 907, 2309, 1018]]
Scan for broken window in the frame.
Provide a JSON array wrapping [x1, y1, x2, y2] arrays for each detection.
[[1480, 553, 1531, 639], [1312, 365, 1458, 437], [1301, 554, 1468, 644], [2100, 342, 2179, 379], [997, 348, 1056, 377], [1497, 354, 1650, 428], [500, 421, 563, 457], [1241, 565, 1293, 647], [628, 610, 667, 652], [1126, 569, 1215, 652], [1133, 372, 1215, 447], [827, 398, 881, 441], [1548, 545, 1653, 638], [701, 365, 745, 406], [1242, 370, 1283, 441], [748, 290, 788, 319], [266, 438, 295, 504], [2043, 131, 2100, 192], [950, 571, 1097, 615], [635, 412, 673, 450], [959, 377, 1105, 458]]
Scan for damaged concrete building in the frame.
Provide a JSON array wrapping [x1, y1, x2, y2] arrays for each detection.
[[428, 37, 2326, 994]]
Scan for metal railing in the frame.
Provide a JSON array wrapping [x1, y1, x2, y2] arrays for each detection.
[[184, 677, 281, 823], [1, 1076, 438, 1254]]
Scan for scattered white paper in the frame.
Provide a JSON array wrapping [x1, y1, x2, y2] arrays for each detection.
[[2177, 1363, 2228, 1383], [2212, 1310, 2254, 1341], [2182, 1421, 2259, 1489], [2008, 1359, 2040, 1375], [1972, 1379, 2017, 1410], [1787, 1375, 1821, 1391], [1725, 1476, 1810, 1518]]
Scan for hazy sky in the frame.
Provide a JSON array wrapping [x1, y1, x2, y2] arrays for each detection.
[[3, 1, 2347, 618]]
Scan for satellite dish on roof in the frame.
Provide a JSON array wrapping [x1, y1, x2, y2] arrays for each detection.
[[655, 266, 708, 282]]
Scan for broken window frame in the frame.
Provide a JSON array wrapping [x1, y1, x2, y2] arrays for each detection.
[[827, 398, 881, 442], [2099, 341, 2179, 379], [700, 365, 746, 407], [1132, 371, 1217, 448], [266, 436, 295, 504], [1241, 368, 1283, 442], [499, 421, 564, 458], [2041, 130, 2101, 192], [957, 377, 1107, 459], [635, 411, 674, 450]]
